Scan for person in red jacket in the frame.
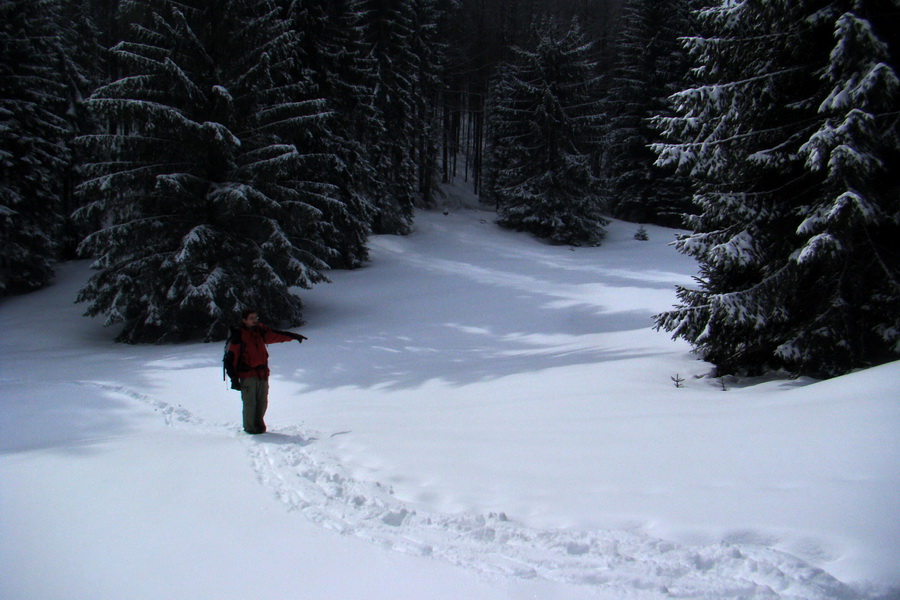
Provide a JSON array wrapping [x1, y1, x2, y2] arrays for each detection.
[[224, 308, 307, 434]]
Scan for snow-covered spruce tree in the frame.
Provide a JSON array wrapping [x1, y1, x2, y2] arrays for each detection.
[[603, 0, 692, 226], [0, 0, 71, 293], [407, 0, 446, 206], [486, 19, 607, 246], [76, 0, 335, 343], [359, 0, 425, 234], [653, 1, 899, 377], [58, 0, 107, 258], [287, 0, 374, 269]]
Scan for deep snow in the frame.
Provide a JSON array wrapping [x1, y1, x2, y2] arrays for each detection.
[[1, 191, 898, 600]]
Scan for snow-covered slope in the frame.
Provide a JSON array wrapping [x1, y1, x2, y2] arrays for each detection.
[[1, 203, 897, 600]]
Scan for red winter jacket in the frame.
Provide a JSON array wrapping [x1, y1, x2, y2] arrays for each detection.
[[225, 324, 297, 381]]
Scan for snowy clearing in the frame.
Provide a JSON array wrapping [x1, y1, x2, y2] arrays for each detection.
[[1, 201, 898, 600]]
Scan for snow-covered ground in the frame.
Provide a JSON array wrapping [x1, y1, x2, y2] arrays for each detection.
[[1, 189, 898, 599]]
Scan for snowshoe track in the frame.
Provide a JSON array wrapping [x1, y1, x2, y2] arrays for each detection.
[[99, 382, 874, 599], [78, 381, 204, 427], [244, 424, 864, 599]]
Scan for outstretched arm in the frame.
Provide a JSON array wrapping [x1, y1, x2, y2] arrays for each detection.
[[264, 326, 307, 344]]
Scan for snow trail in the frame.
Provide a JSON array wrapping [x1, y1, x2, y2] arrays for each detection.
[[100, 380, 867, 600], [242, 424, 864, 599]]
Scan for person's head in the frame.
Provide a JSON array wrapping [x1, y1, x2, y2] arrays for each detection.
[[241, 308, 259, 328]]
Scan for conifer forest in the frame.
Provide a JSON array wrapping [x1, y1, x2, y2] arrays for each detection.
[[1, 0, 898, 378]]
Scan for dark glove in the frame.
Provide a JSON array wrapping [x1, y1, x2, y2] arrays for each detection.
[[230, 378, 241, 390], [292, 333, 308, 343]]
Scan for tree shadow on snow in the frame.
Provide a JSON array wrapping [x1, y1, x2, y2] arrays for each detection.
[[0, 382, 140, 455], [282, 259, 675, 393]]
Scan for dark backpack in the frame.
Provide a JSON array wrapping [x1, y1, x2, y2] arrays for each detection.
[[222, 327, 243, 388]]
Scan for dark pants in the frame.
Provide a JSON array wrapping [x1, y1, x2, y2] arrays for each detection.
[[240, 377, 268, 434]]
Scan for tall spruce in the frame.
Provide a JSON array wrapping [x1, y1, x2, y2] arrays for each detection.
[[76, 0, 336, 342], [360, 0, 440, 234], [408, 0, 445, 206], [0, 0, 71, 293], [486, 18, 608, 246], [604, 0, 692, 226], [437, 0, 623, 195], [653, 1, 899, 377], [59, 0, 107, 257], [288, 0, 374, 268]]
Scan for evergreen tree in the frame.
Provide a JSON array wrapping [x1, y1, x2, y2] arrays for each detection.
[[59, 0, 107, 257], [792, 4, 900, 372], [76, 0, 335, 342], [408, 0, 445, 206], [653, 1, 899, 377], [288, 0, 374, 268], [359, 0, 424, 234], [603, 0, 692, 226], [436, 0, 623, 196], [0, 0, 71, 293], [486, 19, 608, 245]]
